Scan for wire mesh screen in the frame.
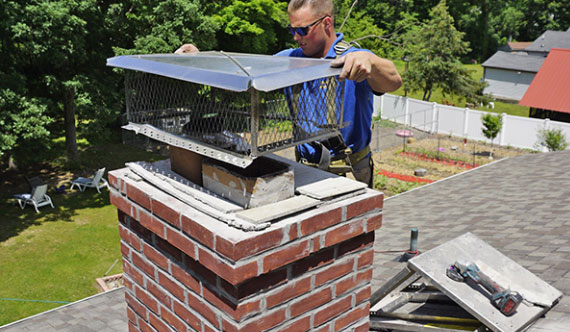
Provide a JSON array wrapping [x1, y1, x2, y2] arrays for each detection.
[[124, 70, 345, 164]]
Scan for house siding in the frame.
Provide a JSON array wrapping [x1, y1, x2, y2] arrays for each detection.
[[483, 68, 536, 101]]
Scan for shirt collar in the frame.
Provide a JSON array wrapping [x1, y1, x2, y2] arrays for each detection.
[[324, 33, 345, 59]]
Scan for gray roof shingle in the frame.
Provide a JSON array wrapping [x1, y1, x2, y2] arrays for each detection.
[[482, 51, 545, 72], [526, 30, 570, 53]]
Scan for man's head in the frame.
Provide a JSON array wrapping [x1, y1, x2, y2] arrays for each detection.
[[288, 0, 336, 58]]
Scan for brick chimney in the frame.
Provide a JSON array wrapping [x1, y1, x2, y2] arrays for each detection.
[[109, 160, 382, 331]]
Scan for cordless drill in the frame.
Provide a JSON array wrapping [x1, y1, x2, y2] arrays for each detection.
[[447, 261, 523, 316]]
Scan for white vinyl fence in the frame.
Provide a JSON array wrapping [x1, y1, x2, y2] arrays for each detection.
[[374, 94, 570, 151]]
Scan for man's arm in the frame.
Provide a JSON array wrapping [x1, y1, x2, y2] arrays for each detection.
[[330, 51, 402, 93]]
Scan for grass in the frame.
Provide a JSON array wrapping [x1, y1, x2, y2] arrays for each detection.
[[391, 60, 530, 117], [0, 132, 163, 326]]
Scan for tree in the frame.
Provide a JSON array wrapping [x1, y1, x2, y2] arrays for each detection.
[[481, 113, 502, 159], [536, 127, 568, 152], [401, 0, 484, 102], [212, 0, 290, 54]]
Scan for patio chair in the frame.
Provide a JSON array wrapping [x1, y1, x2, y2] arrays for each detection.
[[25, 175, 44, 192], [70, 167, 109, 193], [13, 184, 54, 213]]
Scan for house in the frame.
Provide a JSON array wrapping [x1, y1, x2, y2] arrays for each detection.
[[2, 150, 570, 331], [525, 30, 570, 56], [481, 51, 545, 101], [519, 48, 570, 122], [482, 29, 570, 102], [498, 41, 532, 54]]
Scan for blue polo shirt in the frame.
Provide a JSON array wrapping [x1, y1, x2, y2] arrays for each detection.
[[276, 33, 376, 163]]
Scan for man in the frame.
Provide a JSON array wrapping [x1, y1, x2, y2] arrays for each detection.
[[176, 0, 402, 187], [276, 0, 401, 187]]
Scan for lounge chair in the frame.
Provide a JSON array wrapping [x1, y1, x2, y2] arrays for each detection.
[[25, 176, 44, 192], [13, 184, 55, 213], [71, 167, 109, 193]]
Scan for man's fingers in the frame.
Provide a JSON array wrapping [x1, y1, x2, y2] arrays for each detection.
[[330, 57, 345, 68]]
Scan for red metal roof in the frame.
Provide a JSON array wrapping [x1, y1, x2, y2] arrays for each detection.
[[519, 48, 570, 113]]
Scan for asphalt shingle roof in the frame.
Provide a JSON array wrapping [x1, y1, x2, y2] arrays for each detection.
[[2, 151, 570, 331], [482, 51, 545, 72], [525, 30, 570, 53]]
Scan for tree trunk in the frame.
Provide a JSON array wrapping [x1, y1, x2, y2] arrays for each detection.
[[480, 0, 489, 60], [64, 86, 78, 163]]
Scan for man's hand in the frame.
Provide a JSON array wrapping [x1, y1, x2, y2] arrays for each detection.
[[330, 51, 372, 83], [175, 44, 199, 54], [330, 51, 402, 93]]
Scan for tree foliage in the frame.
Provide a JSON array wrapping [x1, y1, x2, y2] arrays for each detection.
[[400, 0, 484, 102], [536, 127, 568, 151], [481, 113, 503, 143]]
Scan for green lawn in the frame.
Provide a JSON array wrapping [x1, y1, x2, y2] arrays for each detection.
[[0, 134, 163, 326], [391, 60, 530, 117]]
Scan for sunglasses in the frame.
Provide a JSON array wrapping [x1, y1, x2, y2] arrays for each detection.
[[287, 15, 329, 37]]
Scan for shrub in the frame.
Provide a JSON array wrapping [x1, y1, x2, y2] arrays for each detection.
[[536, 128, 568, 151]]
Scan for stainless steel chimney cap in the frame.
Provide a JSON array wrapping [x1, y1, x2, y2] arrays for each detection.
[[107, 51, 342, 92]]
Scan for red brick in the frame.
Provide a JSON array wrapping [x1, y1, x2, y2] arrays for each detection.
[[171, 263, 201, 294], [314, 259, 354, 287], [300, 208, 342, 236], [334, 303, 369, 332], [185, 256, 218, 287], [288, 223, 298, 242], [110, 190, 132, 217], [127, 182, 152, 211], [314, 296, 352, 326], [222, 268, 287, 300], [129, 218, 154, 244], [155, 237, 183, 264], [127, 306, 137, 323], [160, 305, 187, 332], [108, 172, 119, 189], [292, 247, 334, 278], [138, 209, 166, 239], [266, 275, 311, 309], [221, 319, 238, 332], [186, 291, 219, 328], [158, 271, 185, 302], [121, 242, 132, 259], [274, 316, 310, 332], [128, 320, 138, 332], [124, 275, 134, 292], [312, 235, 323, 252], [216, 228, 284, 262], [366, 212, 383, 232], [123, 260, 144, 287], [242, 308, 286, 331], [149, 311, 170, 332], [121, 225, 142, 252], [135, 285, 159, 314], [118, 209, 128, 225], [355, 284, 371, 304], [357, 248, 374, 269], [181, 214, 214, 248], [138, 318, 154, 332], [204, 324, 216, 332], [143, 243, 169, 271], [290, 287, 331, 318], [314, 322, 332, 332], [354, 321, 370, 332], [346, 193, 383, 220], [173, 300, 202, 331], [199, 248, 258, 285], [324, 220, 365, 248], [336, 269, 372, 297], [202, 285, 260, 321], [151, 197, 181, 228], [147, 279, 172, 308], [125, 291, 148, 321], [263, 240, 310, 274], [166, 228, 196, 259], [132, 251, 156, 279], [337, 232, 374, 258]]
